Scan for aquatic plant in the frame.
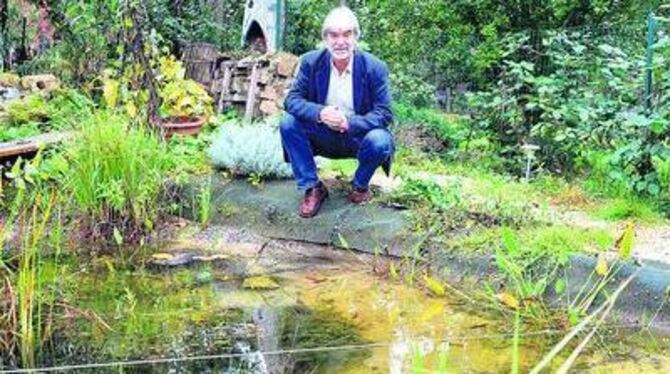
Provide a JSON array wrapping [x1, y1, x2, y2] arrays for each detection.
[[197, 177, 213, 225], [280, 306, 367, 372], [0, 156, 59, 369], [50, 110, 174, 241]]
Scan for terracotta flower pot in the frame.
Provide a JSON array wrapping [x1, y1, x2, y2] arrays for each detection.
[[160, 116, 206, 140]]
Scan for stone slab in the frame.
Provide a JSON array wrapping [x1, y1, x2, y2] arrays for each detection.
[[177, 176, 421, 257]]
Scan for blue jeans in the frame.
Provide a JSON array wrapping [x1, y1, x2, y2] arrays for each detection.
[[280, 114, 394, 191]]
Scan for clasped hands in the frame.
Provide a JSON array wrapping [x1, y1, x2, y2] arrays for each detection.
[[319, 106, 349, 133]]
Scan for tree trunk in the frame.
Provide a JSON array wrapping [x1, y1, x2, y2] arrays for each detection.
[[0, 0, 7, 69]]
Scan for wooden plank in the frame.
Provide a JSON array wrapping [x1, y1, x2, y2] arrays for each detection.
[[244, 62, 260, 122], [217, 64, 233, 113], [0, 131, 73, 159]]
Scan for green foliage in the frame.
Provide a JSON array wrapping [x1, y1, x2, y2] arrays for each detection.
[[102, 54, 213, 122], [159, 79, 213, 120], [394, 103, 468, 149], [390, 71, 437, 108], [43, 0, 122, 82], [391, 178, 462, 212], [44, 88, 95, 130], [150, 0, 245, 52], [464, 22, 670, 200], [0, 154, 62, 368], [0, 122, 41, 142], [284, 0, 657, 110], [14, 45, 70, 78], [592, 198, 663, 222], [207, 118, 293, 179], [653, 155, 670, 196], [0, 89, 94, 142], [23, 0, 244, 83], [450, 225, 612, 257], [3, 95, 48, 125], [47, 110, 174, 240]]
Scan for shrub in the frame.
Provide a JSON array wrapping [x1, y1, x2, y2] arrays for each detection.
[[207, 118, 292, 179], [4, 95, 49, 125], [394, 103, 468, 149]]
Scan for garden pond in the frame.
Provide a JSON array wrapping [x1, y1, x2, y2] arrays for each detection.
[[7, 225, 670, 373]]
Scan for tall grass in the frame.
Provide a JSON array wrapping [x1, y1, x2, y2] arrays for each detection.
[[17, 192, 55, 368], [0, 164, 57, 369], [197, 177, 212, 225], [55, 110, 174, 240]]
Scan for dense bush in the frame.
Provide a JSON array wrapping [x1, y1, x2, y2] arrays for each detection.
[[283, 0, 660, 107], [467, 23, 670, 197], [208, 118, 292, 179], [0, 88, 94, 141]]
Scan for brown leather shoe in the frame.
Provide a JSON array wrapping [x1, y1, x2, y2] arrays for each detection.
[[348, 188, 372, 204], [299, 184, 329, 218]]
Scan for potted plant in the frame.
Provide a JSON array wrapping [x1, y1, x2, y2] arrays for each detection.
[[157, 56, 213, 139]]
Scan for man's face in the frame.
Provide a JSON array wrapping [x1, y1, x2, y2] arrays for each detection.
[[325, 26, 356, 62]]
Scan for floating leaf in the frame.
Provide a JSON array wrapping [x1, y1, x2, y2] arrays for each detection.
[[615, 222, 635, 260], [423, 274, 446, 296], [496, 292, 520, 309], [243, 276, 280, 290], [595, 253, 608, 276]]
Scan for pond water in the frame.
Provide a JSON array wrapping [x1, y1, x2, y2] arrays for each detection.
[[15, 227, 670, 373]]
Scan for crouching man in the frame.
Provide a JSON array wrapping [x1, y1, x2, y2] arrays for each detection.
[[280, 5, 394, 218]]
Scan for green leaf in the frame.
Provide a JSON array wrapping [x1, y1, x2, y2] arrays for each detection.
[[595, 253, 608, 276], [501, 227, 519, 256], [649, 119, 668, 135], [496, 292, 520, 309], [423, 274, 446, 296], [568, 308, 580, 326], [554, 279, 566, 294], [616, 222, 635, 260], [337, 233, 350, 249]]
